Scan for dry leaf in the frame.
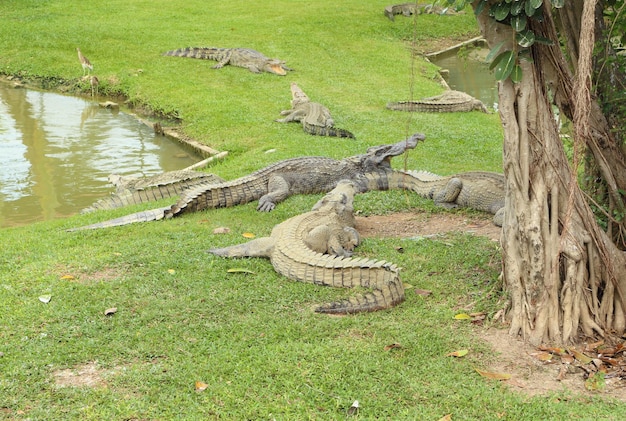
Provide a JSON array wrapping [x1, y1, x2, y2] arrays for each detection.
[[60, 274, 75, 280], [242, 232, 256, 239], [213, 227, 231, 234], [560, 354, 575, 364], [570, 348, 593, 364], [530, 351, 553, 362], [227, 268, 255, 274], [402, 283, 414, 289], [167, 269, 175, 274], [384, 343, 402, 351], [475, 368, 511, 380], [195, 381, 209, 392], [414, 289, 432, 296], [438, 415, 452, 421], [104, 307, 118, 316], [38, 295, 52, 304], [454, 313, 471, 320], [447, 349, 469, 358]]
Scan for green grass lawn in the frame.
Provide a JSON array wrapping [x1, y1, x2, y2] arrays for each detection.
[[1, 1, 625, 419]]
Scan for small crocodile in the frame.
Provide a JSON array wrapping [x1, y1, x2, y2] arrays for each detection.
[[384, 3, 458, 21], [163, 47, 291, 75], [209, 181, 404, 314], [276, 83, 355, 138], [82, 170, 225, 213], [67, 134, 425, 231], [387, 90, 488, 113]]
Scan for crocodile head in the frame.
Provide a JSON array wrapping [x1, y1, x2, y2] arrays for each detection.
[[358, 133, 425, 170], [265, 59, 288, 76], [289, 82, 310, 107]]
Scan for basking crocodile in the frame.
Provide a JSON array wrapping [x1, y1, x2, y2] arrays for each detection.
[[67, 134, 426, 231], [401, 169, 505, 226], [276, 83, 355, 138], [384, 3, 458, 21], [209, 181, 404, 314], [82, 170, 225, 213], [163, 47, 291, 75], [387, 90, 488, 113]]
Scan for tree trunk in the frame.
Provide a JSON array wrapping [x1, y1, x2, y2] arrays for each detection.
[[473, 1, 626, 345]]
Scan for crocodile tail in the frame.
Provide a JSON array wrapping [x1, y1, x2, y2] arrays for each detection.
[[67, 207, 170, 232], [313, 260, 405, 314], [302, 122, 355, 139], [162, 47, 219, 60]]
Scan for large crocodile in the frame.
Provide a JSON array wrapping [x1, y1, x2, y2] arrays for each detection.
[[401, 169, 505, 226], [67, 134, 425, 231], [387, 90, 488, 113], [276, 83, 355, 138], [163, 47, 291, 75], [82, 170, 225, 213], [384, 3, 459, 21], [209, 181, 404, 314]]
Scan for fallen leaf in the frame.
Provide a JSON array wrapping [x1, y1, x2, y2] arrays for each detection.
[[475, 368, 511, 380], [38, 295, 52, 304], [438, 415, 452, 421], [104, 307, 118, 316], [394, 246, 404, 253], [60, 274, 75, 280], [414, 289, 432, 296], [195, 381, 209, 392], [265, 148, 277, 154], [538, 346, 567, 355], [227, 268, 255, 274], [560, 354, 575, 364], [384, 343, 402, 351], [213, 227, 230, 234], [454, 313, 471, 320], [167, 269, 175, 274], [530, 351, 553, 362], [570, 348, 593, 364], [556, 365, 568, 381], [447, 349, 469, 358], [242, 232, 255, 239], [347, 400, 359, 416], [402, 283, 414, 289]]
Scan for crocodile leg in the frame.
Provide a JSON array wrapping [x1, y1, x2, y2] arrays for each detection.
[[212, 50, 232, 69], [208, 237, 276, 258], [432, 177, 463, 209], [257, 175, 290, 211]]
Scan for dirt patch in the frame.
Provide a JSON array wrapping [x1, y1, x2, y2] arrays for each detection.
[[53, 362, 111, 388], [356, 211, 501, 241]]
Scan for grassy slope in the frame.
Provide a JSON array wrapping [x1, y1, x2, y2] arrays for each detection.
[[0, 1, 624, 420]]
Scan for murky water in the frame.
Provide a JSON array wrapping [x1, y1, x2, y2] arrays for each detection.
[[0, 83, 201, 228], [430, 49, 499, 110]]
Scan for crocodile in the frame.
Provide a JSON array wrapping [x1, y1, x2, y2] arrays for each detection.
[[276, 83, 355, 138], [162, 47, 291, 75], [401, 169, 505, 226], [384, 3, 458, 21], [209, 180, 404, 314], [81, 170, 225, 213], [67, 134, 426, 231], [386, 90, 488, 113]]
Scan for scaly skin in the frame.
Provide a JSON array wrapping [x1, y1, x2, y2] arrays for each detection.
[[163, 47, 291, 75], [209, 181, 404, 314], [276, 83, 355, 138], [67, 134, 425, 231], [82, 171, 224, 213], [387, 90, 488, 113]]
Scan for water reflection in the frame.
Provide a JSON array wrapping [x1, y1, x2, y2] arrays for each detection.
[[0, 83, 201, 228], [430, 49, 499, 110]]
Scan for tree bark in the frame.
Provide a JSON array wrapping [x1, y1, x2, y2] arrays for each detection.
[[473, 1, 626, 345]]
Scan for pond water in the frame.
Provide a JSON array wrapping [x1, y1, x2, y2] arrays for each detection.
[[0, 83, 201, 228], [430, 48, 499, 110]]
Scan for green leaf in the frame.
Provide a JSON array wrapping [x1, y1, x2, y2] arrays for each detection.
[[474, 0, 488, 15], [534, 35, 554, 46], [516, 29, 536, 47], [494, 51, 517, 81], [493, 2, 511, 21], [530, 0, 543, 8], [227, 268, 255, 274], [511, 14, 527, 32], [485, 41, 506, 63], [552, 0, 564, 6], [510, 65, 523, 83], [510, 0, 524, 15], [525, 0, 539, 16], [489, 50, 511, 70]]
